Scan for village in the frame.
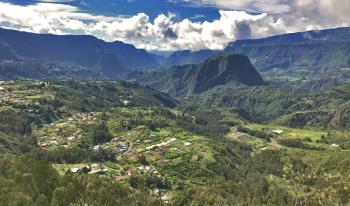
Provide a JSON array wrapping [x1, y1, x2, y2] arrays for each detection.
[[0, 80, 15, 100], [32, 107, 205, 187], [36, 112, 100, 148], [0, 80, 52, 108]]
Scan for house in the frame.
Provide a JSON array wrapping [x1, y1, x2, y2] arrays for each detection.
[[160, 142, 167, 146], [144, 139, 152, 143], [145, 166, 151, 172], [331, 144, 340, 148], [70, 165, 91, 174], [272, 130, 284, 135], [93, 145, 101, 150], [50, 140, 59, 145], [146, 145, 157, 151], [39, 143, 49, 147], [123, 100, 130, 106], [70, 168, 80, 173], [67, 136, 75, 141], [89, 168, 109, 174]]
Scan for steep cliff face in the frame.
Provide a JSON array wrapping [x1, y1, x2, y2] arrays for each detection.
[[189, 54, 266, 94], [125, 54, 266, 97]]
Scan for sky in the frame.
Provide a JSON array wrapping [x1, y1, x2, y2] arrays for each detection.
[[0, 0, 349, 52]]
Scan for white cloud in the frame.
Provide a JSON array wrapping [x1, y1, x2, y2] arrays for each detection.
[[170, 0, 350, 19], [169, 0, 293, 14], [0, 1, 349, 52], [37, 0, 76, 2]]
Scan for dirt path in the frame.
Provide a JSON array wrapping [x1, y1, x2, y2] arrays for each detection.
[[270, 139, 282, 148], [117, 138, 133, 161], [260, 138, 282, 150]]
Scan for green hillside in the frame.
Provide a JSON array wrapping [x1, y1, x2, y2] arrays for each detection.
[[189, 82, 350, 130], [1, 80, 350, 205]]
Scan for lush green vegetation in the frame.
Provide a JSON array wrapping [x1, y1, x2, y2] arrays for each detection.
[[0, 59, 105, 80], [1, 80, 350, 205], [0, 154, 164, 206]]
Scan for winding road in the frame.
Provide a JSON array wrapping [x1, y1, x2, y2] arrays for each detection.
[[117, 138, 133, 160]]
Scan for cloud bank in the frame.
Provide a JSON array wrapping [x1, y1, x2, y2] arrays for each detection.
[[0, 1, 349, 51]]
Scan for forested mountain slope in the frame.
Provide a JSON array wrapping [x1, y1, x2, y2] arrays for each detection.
[[191, 83, 350, 130], [125, 54, 266, 97]]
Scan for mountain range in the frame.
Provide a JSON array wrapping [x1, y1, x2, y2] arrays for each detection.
[[0, 28, 158, 77], [158, 27, 350, 80], [0, 27, 349, 81]]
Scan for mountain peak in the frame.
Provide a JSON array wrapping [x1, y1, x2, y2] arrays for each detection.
[[124, 53, 266, 98], [191, 53, 266, 94]]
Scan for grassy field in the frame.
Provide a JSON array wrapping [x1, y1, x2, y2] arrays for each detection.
[[246, 123, 328, 141]]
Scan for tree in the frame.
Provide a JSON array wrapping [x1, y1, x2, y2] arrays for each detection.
[[138, 154, 148, 165], [90, 121, 112, 145]]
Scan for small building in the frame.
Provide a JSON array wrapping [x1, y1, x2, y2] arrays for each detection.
[[67, 136, 75, 141], [146, 145, 157, 151], [70, 168, 80, 173], [93, 145, 101, 150], [331, 144, 340, 148], [89, 168, 108, 174], [272, 130, 284, 135], [50, 140, 59, 145], [123, 100, 130, 106], [39, 143, 49, 147]]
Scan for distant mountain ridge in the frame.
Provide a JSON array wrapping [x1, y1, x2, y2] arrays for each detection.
[[124, 53, 266, 97], [158, 49, 218, 68], [226, 27, 350, 48], [158, 27, 350, 80], [0, 28, 158, 77]]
